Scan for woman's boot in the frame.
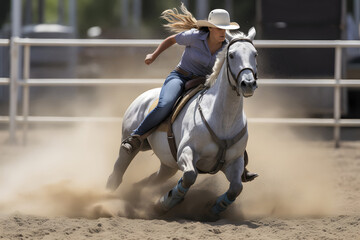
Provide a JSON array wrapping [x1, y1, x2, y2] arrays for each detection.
[[121, 134, 142, 154], [242, 150, 258, 182]]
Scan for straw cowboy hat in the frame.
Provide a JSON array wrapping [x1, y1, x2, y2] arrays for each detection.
[[196, 9, 240, 30]]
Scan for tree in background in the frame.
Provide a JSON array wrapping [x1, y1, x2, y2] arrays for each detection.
[[0, 0, 256, 39], [76, 0, 255, 39]]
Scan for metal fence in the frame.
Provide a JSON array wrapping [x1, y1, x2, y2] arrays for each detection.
[[3, 37, 360, 147]]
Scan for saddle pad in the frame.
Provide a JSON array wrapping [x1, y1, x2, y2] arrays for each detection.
[[170, 84, 206, 124]]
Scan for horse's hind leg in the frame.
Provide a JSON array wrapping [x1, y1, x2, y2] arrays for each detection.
[[106, 146, 139, 191], [135, 163, 177, 188]]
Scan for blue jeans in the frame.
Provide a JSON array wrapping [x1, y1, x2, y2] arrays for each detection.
[[133, 71, 193, 136]]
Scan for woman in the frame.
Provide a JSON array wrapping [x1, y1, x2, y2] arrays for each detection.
[[122, 5, 257, 181]]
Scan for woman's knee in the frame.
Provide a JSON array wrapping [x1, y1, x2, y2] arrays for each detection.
[[156, 101, 176, 114]]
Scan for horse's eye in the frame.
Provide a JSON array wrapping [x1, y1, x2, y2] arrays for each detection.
[[229, 53, 234, 59]]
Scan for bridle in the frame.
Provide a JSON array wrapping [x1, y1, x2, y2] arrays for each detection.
[[226, 38, 258, 96]]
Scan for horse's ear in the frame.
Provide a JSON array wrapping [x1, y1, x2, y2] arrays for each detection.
[[247, 27, 256, 41]]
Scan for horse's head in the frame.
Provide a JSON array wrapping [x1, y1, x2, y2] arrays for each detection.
[[226, 27, 258, 98]]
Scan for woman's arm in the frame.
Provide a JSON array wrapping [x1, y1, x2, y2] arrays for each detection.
[[145, 34, 177, 65]]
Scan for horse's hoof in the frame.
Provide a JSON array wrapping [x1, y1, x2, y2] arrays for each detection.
[[158, 188, 186, 212], [153, 199, 168, 216], [200, 200, 220, 222], [106, 173, 122, 191], [204, 208, 220, 222]]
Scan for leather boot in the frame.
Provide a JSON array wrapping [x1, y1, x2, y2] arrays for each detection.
[[241, 150, 258, 182], [242, 168, 259, 182], [121, 134, 142, 154]]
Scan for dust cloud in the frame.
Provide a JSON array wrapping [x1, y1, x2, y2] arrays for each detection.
[[0, 120, 169, 219], [240, 126, 337, 218], [0, 86, 339, 221]]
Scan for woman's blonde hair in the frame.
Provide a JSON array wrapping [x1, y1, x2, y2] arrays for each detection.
[[161, 3, 198, 33]]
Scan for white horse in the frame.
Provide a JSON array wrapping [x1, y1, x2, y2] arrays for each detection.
[[107, 28, 258, 218]]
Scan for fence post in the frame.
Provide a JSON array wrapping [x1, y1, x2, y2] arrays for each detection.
[[9, 37, 19, 144], [22, 45, 30, 145], [334, 46, 342, 148]]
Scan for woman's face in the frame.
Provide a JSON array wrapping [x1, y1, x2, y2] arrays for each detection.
[[209, 27, 226, 43]]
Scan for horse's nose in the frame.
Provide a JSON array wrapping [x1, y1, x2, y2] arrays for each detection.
[[240, 80, 247, 89], [241, 79, 257, 89], [251, 79, 258, 89]]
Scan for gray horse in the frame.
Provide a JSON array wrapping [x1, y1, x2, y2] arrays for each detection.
[[107, 28, 258, 218]]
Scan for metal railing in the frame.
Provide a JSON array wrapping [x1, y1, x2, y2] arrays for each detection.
[[4, 37, 360, 147]]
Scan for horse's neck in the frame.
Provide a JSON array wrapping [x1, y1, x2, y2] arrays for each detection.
[[205, 63, 245, 131]]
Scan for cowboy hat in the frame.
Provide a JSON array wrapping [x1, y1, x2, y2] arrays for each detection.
[[196, 9, 240, 30]]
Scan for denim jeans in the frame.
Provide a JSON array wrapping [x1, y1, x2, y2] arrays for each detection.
[[133, 70, 193, 136]]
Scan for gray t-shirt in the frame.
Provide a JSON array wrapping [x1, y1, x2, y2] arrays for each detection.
[[175, 28, 227, 77]]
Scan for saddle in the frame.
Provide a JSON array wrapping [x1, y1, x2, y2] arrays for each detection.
[[147, 78, 206, 159]]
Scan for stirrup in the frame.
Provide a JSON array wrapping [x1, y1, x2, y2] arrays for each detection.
[[121, 135, 142, 154]]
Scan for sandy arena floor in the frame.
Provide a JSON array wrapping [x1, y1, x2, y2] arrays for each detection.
[[0, 120, 359, 239]]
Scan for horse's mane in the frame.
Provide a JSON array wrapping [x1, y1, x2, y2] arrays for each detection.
[[205, 31, 248, 88]]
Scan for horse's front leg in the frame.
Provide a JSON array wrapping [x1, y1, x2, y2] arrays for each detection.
[[158, 146, 197, 211], [211, 156, 244, 216]]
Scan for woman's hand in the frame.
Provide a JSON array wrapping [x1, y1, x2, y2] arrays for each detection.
[[144, 35, 176, 65], [144, 53, 156, 65]]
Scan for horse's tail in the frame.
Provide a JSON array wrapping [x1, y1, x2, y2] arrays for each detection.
[[161, 3, 198, 33]]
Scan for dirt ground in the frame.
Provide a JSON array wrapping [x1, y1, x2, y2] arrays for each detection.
[[0, 117, 359, 240], [0, 77, 359, 240]]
